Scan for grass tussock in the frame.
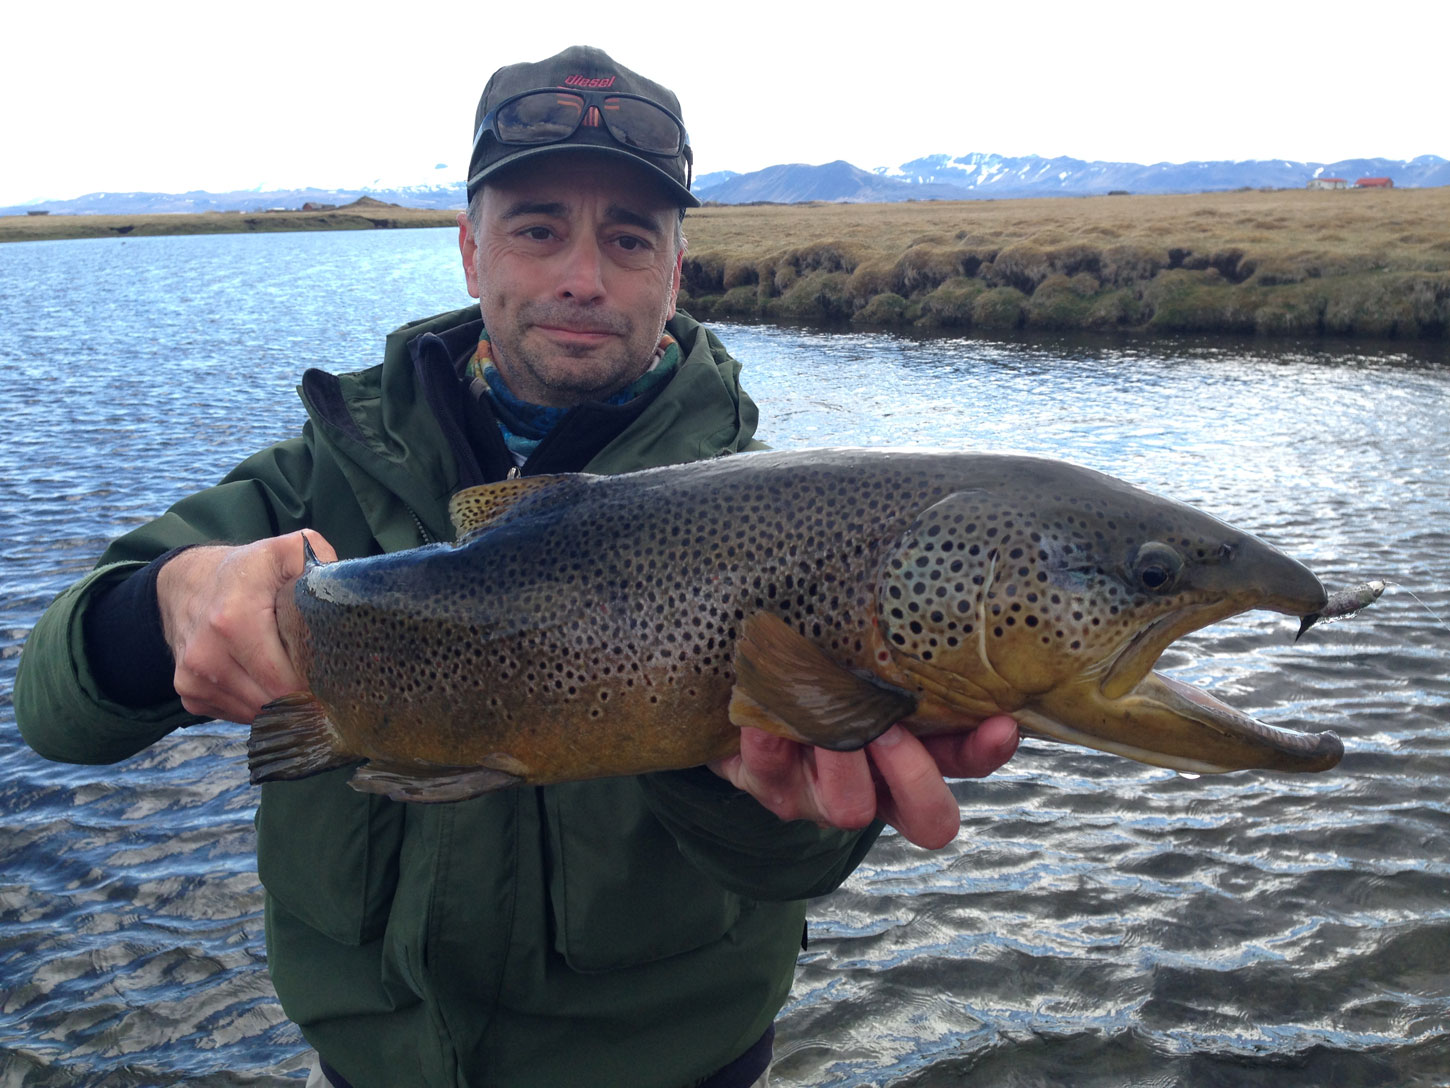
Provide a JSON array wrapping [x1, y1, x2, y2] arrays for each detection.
[[675, 188, 1450, 339]]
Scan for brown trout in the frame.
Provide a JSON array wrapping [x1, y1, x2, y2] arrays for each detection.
[[248, 449, 1342, 802]]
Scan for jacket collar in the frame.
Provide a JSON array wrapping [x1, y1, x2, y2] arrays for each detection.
[[298, 305, 759, 545]]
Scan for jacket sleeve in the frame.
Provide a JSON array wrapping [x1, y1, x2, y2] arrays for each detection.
[[638, 767, 882, 901], [13, 437, 318, 765]]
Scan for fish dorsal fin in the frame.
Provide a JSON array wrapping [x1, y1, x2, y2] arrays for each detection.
[[449, 474, 585, 544], [728, 611, 919, 751]]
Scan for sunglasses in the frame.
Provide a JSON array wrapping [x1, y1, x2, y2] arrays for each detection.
[[477, 89, 691, 164]]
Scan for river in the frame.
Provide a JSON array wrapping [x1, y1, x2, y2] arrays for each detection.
[[1, 227, 1447, 1086]]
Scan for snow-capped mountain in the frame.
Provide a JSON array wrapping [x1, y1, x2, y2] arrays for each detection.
[[5, 154, 1446, 216], [692, 153, 1450, 204]]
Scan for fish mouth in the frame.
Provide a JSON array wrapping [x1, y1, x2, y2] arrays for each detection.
[[1065, 571, 1338, 772], [1099, 601, 1234, 700], [1099, 559, 1328, 702], [1022, 669, 1343, 774]]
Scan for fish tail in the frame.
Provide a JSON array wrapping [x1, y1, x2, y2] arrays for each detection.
[[248, 692, 356, 783]]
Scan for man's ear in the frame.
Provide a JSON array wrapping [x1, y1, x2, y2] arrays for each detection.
[[666, 248, 683, 320], [458, 211, 482, 299]]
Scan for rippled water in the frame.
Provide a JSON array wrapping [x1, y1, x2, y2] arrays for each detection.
[[2, 229, 1447, 1087]]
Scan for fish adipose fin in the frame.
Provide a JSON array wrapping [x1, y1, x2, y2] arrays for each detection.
[[729, 611, 919, 750], [249, 693, 357, 783], [349, 758, 525, 803]]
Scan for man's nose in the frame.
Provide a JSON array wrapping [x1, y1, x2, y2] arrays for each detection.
[[557, 237, 606, 302]]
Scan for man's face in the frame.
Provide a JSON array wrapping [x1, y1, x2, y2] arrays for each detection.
[[458, 155, 684, 408]]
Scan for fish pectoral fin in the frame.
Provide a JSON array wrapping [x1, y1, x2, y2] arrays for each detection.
[[449, 474, 588, 543], [729, 612, 918, 751], [249, 693, 356, 783], [349, 756, 525, 803]]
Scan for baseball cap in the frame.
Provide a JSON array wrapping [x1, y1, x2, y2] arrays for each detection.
[[466, 45, 697, 207]]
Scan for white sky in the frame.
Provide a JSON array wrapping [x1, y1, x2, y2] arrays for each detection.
[[3, 0, 1442, 206]]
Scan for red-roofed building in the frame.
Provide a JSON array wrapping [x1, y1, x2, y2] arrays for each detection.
[[1354, 177, 1394, 188]]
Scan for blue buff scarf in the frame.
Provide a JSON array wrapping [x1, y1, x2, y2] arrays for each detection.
[[466, 328, 680, 459]]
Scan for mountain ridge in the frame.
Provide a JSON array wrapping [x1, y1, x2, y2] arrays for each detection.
[[5, 153, 1446, 216], [697, 153, 1450, 204]]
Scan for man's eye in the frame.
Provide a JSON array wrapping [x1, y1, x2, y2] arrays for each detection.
[[521, 226, 553, 241], [615, 236, 645, 251]]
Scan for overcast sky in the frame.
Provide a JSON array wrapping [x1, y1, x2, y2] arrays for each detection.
[[3, 0, 1441, 206]]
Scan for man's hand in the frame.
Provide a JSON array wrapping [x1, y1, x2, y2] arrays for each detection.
[[710, 716, 1020, 849], [156, 530, 336, 724]]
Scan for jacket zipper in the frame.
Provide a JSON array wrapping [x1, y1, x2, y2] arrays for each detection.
[[408, 507, 436, 545]]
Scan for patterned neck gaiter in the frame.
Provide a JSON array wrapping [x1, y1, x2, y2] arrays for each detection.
[[466, 328, 680, 459]]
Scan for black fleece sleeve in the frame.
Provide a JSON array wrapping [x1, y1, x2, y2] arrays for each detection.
[[80, 547, 192, 709]]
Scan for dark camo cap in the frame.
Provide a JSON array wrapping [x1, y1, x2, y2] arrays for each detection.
[[466, 45, 697, 208]]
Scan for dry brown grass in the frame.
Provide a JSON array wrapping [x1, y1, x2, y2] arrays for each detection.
[[0, 202, 457, 242], [6, 188, 1448, 338], [679, 188, 1450, 338]]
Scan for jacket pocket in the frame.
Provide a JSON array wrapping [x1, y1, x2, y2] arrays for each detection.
[[544, 780, 744, 973], [256, 770, 405, 946]]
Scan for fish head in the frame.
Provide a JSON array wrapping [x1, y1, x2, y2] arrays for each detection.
[[878, 457, 1339, 772]]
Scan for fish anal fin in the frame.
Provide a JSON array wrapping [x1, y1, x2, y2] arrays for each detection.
[[449, 475, 586, 543], [349, 756, 525, 803], [729, 612, 918, 751], [249, 693, 356, 783]]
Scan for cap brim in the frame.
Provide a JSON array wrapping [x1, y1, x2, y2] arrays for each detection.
[[466, 142, 699, 209]]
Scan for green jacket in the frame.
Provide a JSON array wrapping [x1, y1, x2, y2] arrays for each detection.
[[14, 307, 881, 1088]]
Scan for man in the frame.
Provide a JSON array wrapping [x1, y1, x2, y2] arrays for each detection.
[[14, 46, 1018, 1087]]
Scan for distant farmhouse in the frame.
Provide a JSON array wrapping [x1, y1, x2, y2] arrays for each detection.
[[1306, 175, 1395, 190]]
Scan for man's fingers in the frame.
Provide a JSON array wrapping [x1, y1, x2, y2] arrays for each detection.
[[174, 651, 275, 724], [869, 725, 961, 849], [717, 729, 806, 818], [736, 727, 799, 788], [923, 716, 1020, 779], [720, 730, 872, 827], [715, 718, 1020, 845], [158, 530, 335, 724], [810, 748, 878, 829], [203, 588, 299, 701]]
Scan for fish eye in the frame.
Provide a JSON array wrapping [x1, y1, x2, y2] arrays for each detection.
[[1131, 542, 1184, 593]]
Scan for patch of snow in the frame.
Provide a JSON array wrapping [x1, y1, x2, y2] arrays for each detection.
[[1313, 166, 1324, 177]]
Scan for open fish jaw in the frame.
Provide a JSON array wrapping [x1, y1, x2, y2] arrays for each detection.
[[1019, 668, 1344, 774]]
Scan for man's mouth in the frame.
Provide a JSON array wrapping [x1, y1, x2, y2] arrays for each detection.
[[540, 323, 614, 335], [532, 324, 621, 351]]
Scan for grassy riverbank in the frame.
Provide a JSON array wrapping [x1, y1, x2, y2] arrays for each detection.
[[7, 187, 1448, 339], [678, 188, 1450, 339], [0, 199, 456, 241]]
